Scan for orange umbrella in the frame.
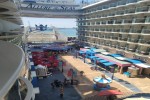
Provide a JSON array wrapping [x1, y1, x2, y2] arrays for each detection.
[[98, 90, 123, 96]]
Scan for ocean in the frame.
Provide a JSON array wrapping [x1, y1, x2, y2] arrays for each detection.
[[58, 28, 77, 37]]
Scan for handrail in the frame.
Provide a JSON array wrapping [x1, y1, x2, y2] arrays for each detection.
[[19, 77, 34, 100]]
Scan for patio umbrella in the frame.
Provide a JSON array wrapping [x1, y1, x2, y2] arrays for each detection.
[[98, 90, 123, 96]]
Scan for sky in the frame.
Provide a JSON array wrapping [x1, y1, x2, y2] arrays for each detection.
[[22, 0, 96, 28]]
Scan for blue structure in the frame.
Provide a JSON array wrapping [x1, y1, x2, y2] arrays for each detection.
[[35, 24, 47, 31], [86, 50, 95, 58]]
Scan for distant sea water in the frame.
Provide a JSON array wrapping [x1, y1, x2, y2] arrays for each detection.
[[58, 28, 77, 37], [42, 28, 77, 37]]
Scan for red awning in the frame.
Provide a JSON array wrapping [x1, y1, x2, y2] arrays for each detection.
[[98, 90, 123, 96]]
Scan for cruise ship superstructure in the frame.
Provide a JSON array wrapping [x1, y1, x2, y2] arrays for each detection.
[[0, 0, 150, 100], [77, 0, 150, 65], [0, 0, 34, 100]]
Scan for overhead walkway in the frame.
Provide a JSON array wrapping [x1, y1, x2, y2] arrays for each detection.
[[20, 0, 82, 18]]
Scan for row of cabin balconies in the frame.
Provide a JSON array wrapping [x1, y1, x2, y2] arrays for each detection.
[[79, 39, 150, 55], [80, 6, 150, 20], [81, 1, 149, 16], [78, 34, 150, 44], [78, 17, 150, 26], [85, 0, 142, 9], [83, 0, 144, 14], [78, 28, 150, 34]]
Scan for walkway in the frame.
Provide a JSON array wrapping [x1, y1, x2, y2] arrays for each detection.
[[60, 55, 132, 98]]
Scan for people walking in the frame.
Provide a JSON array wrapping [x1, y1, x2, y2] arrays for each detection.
[[51, 82, 55, 89], [59, 86, 64, 98]]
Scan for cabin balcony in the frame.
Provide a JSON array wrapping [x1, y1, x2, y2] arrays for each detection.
[[124, 19, 133, 24], [142, 29, 150, 34], [125, 8, 135, 14], [134, 18, 145, 23], [135, 6, 149, 13], [130, 29, 141, 34], [119, 37, 128, 41], [127, 38, 139, 43], [115, 20, 122, 24]]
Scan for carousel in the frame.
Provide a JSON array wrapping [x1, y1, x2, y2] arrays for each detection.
[[93, 74, 112, 91]]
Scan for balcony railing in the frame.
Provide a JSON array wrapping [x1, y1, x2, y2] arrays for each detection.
[[134, 18, 145, 23], [130, 29, 141, 33], [119, 38, 128, 41], [127, 0, 138, 3], [107, 20, 114, 24], [136, 6, 149, 12], [116, 11, 124, 15], [125, 8, 135, 14], [128, 38, 139, 42], [101, 21, 107, 24], [115, 20, 122, 24], [121, 29, 130, 33], [142, 29, 150, 34], [106, 29, 112, 32], [108, 13, 115, 17], [138, 39, 150, 44], [118, 0, 126, 6], [113, 29, 120, 32], [124, 19, 133, 23]]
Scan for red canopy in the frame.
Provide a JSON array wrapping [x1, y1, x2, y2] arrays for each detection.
[[98, 90, 123, 96]]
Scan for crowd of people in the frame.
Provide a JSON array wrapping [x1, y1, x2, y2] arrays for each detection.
[[50, 78, 70, 98]]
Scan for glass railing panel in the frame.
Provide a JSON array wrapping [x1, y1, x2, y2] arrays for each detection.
[[110, 3, 117, 8], [106, 29, 112, 32], [101, 21, 106, 24], [103, 5, 109, 10], [116, 11, 124, 15], [125, 9, 135, 14], [121, 29, 130, 33], [115, 20, 122, 24], [136, 6, 149, 12], [128, 38, 139, 42], [117, 0, 127, 6], [134, 18, 145, 23], [96, 22, 100, 25], [108, 13, 115, 16], [142, 29, 150, 34], [113, 29, 120, 32], [95, 29, 99, 31], [145, 17, 150, 23], [107, 20, 114, 24], [119, 37, 128, 41], [130, 29, 141, 33], [102, 29, 105, 32], [124, 19, 133, 23], [127, 0, 137, 4]]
